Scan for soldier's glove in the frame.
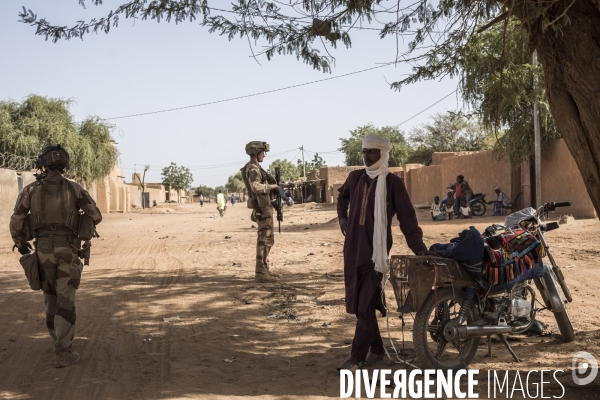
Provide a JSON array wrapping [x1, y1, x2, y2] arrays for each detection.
[[17, 243, 33, 255]]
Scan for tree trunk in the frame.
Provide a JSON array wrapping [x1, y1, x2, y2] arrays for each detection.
[[533, 0, 600, 216]]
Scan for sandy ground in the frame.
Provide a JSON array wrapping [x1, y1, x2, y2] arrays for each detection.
[[0, 202, 599, 400]]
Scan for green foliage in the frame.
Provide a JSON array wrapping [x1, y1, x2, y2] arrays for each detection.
[[195, 185, 213, 197], [19, 1, 577, 83], [459, 20, 558, 164], [393, 18, 558, 164], [269, 159, 299, 181], [297, 153, 327, 176], [161, 162, 193, 191], [0, 95, 117, 181], [408, 112, 492, 165], [339, 125, 411, 167], [225, 172, 245, 193]]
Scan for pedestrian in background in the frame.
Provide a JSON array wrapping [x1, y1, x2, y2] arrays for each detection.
[[217, 190, 226, 217]]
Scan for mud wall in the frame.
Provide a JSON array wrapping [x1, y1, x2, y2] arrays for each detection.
[[0, 169, 18, 235], [432, 152, 468, 165], [95, 177, 110, 214], [403, 164, 423, 204], [146, 187, 163, 206], [320, 166, 363, 203], [542, 140, 596, 217], [128, 185, 140, 208], [20, 172, 37, 187], [403, 140, 595, 217], [408, 165, 443, 204]]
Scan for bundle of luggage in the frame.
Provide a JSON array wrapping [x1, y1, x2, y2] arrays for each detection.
[[482, 229, 546, 286]]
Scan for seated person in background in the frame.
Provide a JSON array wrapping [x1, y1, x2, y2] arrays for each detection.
[[430, 196, 446, 221], [441, 191, 455, 220], [487, 187, 511, 216], [459, 198, 471, 219]]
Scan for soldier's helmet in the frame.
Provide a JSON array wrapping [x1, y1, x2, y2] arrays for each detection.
[[36, 144, 70, 170], [245, 141, 270, 156]]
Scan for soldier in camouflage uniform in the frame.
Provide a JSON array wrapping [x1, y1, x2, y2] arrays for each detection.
[[10, 145, 102, 368], [241, 141, 280, 283]]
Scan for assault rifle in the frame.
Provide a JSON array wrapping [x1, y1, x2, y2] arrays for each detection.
[[274, 167, 283, 233], [78, 227, 100, 266]]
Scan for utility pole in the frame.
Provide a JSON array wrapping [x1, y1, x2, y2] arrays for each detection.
[[141, 164, 149, 209], [533, 50, 542, 207], [300, 145, 306, 179]]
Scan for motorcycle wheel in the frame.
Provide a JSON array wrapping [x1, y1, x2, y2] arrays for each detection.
[[413, 288, 480, 371], [544, 267, 575, 342], [470, 200, 486, 217]]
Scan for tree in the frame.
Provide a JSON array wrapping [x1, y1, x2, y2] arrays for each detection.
[[407, 112, 492, 165], [161, 162, 193, 201], [455, 20, 558, 165], [0, 94, 117, 181], [339, 125, 411, 167], [20, 1, 600, 215], [225, 172, 246, 193], [195, 185, 213, 197], [268, 159, 299, 181], [297, 153, 327, 177]]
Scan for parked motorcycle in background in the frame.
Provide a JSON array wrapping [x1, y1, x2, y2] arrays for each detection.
[[445, 184, 488, 217]]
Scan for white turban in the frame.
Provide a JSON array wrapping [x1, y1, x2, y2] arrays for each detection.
[[362, 134, 392, 277]]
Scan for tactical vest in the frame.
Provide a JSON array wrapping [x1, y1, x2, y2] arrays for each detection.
[[241, 162, 276, 209], [29, 177, 80, 237]]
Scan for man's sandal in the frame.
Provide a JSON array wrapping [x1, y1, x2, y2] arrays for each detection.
[[360, 350, 384, 368], [336, 358, 359, 372]]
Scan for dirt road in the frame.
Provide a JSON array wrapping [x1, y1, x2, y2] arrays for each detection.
[[0, 203, 598, 399]]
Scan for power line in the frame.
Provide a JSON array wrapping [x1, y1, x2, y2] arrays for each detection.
[[394, 89, 458, 127], [304, 149, 342, 154], [103, 63, 397, 120], [120, 90, 459, 176], [122, 148, 299, 172]]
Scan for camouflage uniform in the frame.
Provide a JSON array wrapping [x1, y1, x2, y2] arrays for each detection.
[[10, 170, 102, 354], [243, 161, 276, 275]]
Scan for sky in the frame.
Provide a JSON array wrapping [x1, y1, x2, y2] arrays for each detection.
[[1, 0, 460, 187]]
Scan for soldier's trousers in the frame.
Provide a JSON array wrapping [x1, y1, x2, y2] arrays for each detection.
[[36, 236, 83, 353], [255, 213, 274, 275]]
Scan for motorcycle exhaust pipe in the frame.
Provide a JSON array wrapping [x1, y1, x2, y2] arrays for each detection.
[[444, 325, 514, 341]]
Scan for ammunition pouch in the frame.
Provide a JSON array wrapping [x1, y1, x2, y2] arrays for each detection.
[[19, 252, 41, 291], [256, 194, 272, 209], [77, 212, 96, 240], [247, 196, 258, 209]]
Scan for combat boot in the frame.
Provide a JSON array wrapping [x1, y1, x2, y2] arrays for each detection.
[[54, 351, 80, 368], [255, 273, 278, 283]]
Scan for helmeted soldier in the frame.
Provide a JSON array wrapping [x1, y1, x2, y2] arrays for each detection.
[[10, 144, 102, 368], [241, 141, 280, 283]]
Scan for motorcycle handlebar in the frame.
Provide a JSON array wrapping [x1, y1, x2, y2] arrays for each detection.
[[543, 201, 571, 212], [554, 201, 572, 208]]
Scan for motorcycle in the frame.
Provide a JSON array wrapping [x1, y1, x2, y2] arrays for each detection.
[[389, 201, 574, 370], [445, 184, 488, 217], [469, 193, 487, 217]]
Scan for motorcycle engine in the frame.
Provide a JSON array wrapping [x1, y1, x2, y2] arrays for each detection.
[[511, 298, 532, 318]]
